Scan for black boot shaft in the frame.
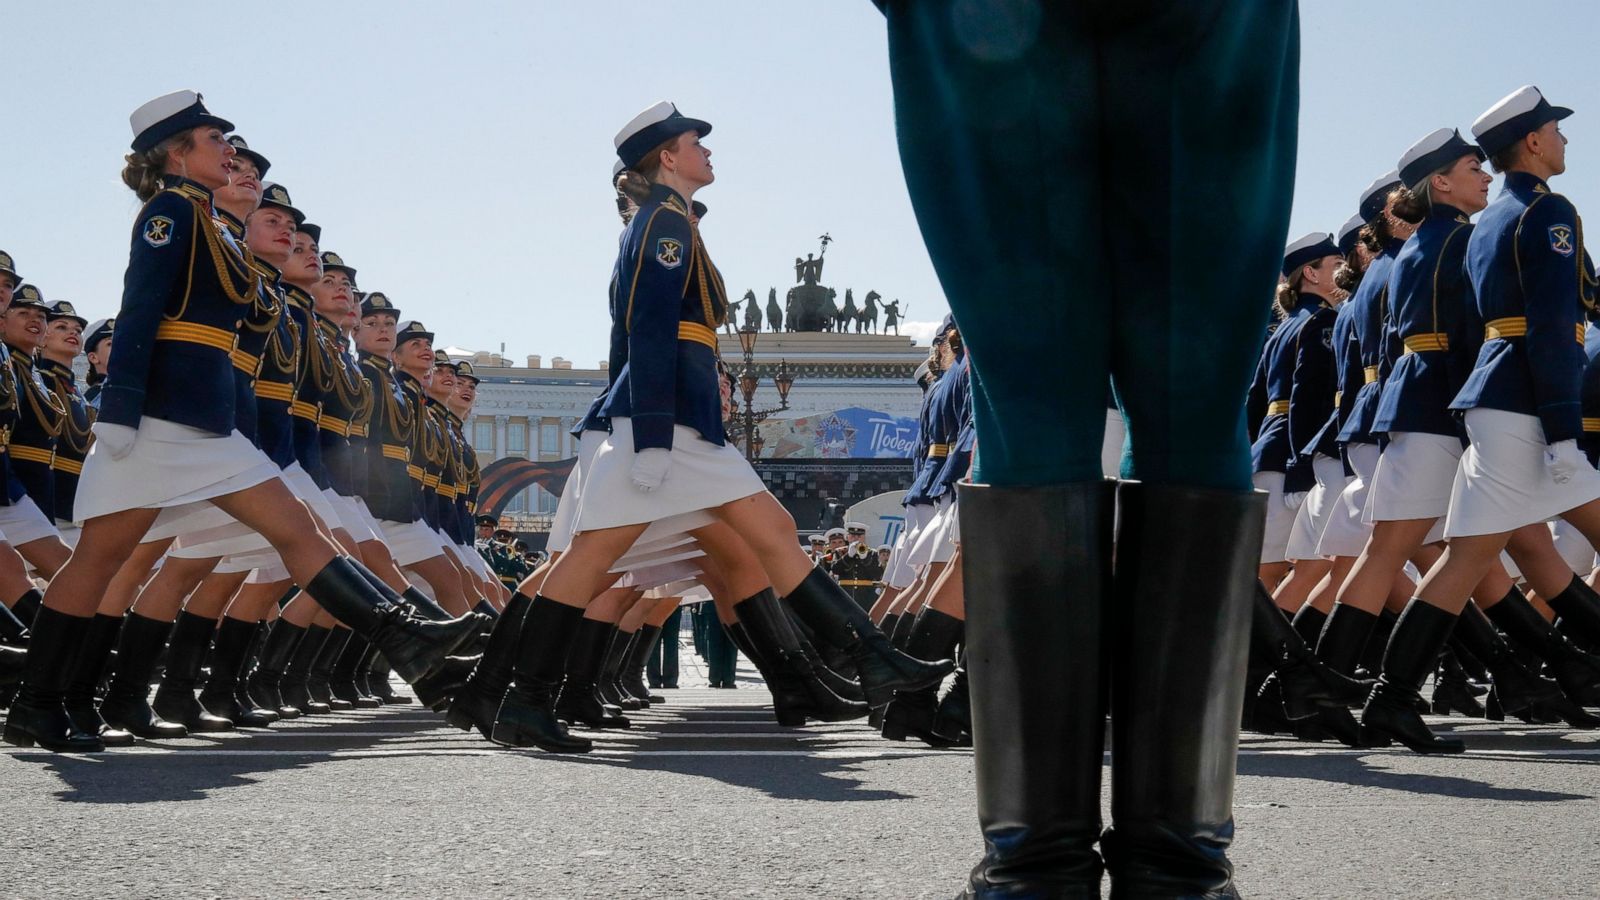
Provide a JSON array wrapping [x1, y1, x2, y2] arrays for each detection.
[[491, 595, 591, 752], [0, 597, 31, 645], [1314, 603, 1380, 676], [1289, 605, 1327, 649], [1362, 599, 1466, 754], [64, 613, 124, 708], [959, 481, 1114, 895], [2, 608, 104, 752], [1547, 575, 1600, 649], [1102, 481, 1264, 898], [10, 589, 42, 632], [303, 557, 485, 683]]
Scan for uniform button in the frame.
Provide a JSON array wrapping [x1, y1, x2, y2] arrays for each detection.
[[236, 320, 244, 328]]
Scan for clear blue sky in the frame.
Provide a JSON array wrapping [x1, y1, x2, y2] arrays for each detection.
[[6, 3, 1598, 366]]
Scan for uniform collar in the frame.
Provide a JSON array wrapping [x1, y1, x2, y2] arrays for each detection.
[[1503, 170, 1552, 196], [35, 356, 70, 377], [358, 350, 393, 370], [1294, 294, 1329, 314], [2, 343, 34, 366], [1430, 202, 1471, 224], [285, 284, 314, 310], [648, 183, 691, 216], [159, 174, 214, 207], [217, 208, 246, 239]]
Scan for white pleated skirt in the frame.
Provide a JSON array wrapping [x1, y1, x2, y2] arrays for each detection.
[[1285, 454, 1348, 561], [1446, 409, 1600, 539], [326, 490, 378, 543], [1317, 443, 1379, 558], [545, 429, 603, 554], [1253, 471, 1294, 564], [617, 559, 704, 592], [906, 494, 957, 568], [569, 418, 765, 534], [378, 518, 448, 567], [1364, 432, 1463, 525], [75, 417, 280, 524], [0, 496, 58, 547], [884, 503, 932, 590]]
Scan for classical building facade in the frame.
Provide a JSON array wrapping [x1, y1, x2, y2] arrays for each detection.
[[460, 332, 928, 531]]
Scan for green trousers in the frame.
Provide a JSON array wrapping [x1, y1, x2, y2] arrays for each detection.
[[885, 1, 1299, 491]]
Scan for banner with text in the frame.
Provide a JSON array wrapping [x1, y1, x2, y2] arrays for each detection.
[[756, 407, 919, 459]]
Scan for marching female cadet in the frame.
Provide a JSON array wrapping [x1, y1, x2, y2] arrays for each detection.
[[1260, 235, 1341, 620], [37, 301, 90, 538], [871, 355, 938, 625], [0, 285, 74, 579], [879, 3, 1298, 895], [873, 342, 945, 636], [1361, 88, 1600, 753], [1249, 236, 1339, 591], [424, 351, 490, 612], [482, 102, 948, 753], [82, 318, 114, 410], [2, 91, 480, 753]]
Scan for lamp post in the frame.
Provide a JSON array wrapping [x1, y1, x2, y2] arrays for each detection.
[[732, 325, 794, 463]]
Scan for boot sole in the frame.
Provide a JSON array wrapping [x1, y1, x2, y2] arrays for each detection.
[[488, 722, 593, 753], [3, 723, 105, 753]]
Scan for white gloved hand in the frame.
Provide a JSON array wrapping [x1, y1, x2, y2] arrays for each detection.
[[91, 421, 139, 461], [1546, 439, 1587, 485], [1283, 491, 1308, 510], [630, 448, 672, 492]]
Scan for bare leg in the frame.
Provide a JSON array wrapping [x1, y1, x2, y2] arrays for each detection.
[[128, 555, 220, 622], [41, 508, 161, 617], [14, 536, 71, 580], [536, 525, 649, 608], [1273, 557, 1331, 615], [926, 549, 966, 621], [183, 570, 251, 620], [1335, 518, 1439, 615]]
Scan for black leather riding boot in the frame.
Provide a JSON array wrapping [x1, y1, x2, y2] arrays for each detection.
[[62, 613, 134, 746], [307, 628, 355, 710], [554, 615, 632, 729], [1359, 599, 1466, 753], [1254, 589, 1372, 722], [599, 630, 643, 710], [1, 608, 105, 752], [248, 620, 306, 718], [281, 624, 334, 715], [0, 597, 31, 645], [1455, 600, 1595, 728], [881, 609, 963, 746], [1101, 482, 1264, 900], [734, 588, 867, 726], [957, 481, 1113, 900], [448, 592, 532, 738], [303, 556, 485, 683], [490, 595, 592, 752], [9, 588, 42, 631], [329, 634, 382, 708], [623, 625, 664, 704], [1547, 575, 1600, 650], [785, 567, 953, 709], [199, 616, 279, 727], [99, 613, 188, 739], [152, 612, 234, 732], [1485, 587, 1600, 706]]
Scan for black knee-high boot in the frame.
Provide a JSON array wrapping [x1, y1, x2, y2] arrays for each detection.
[[932, 653, 970, 744], [554, 616, 632, 729], [1360, 599, 1467, 753], [1297, 601, 1387, 748], [1485, 587, 1600, 707], [0, 597, 31, 645], [734, 588, 867, 726], [622, 625, 664, 704], [329, 635, 382, 708], [307, 628, 355, 710], [889, 610, 918, 649], [1455, 600, 1596, 728], [958, 481, 1113, 900], [448, 592, 532, 738], [599, 630, 643, 710], [198, 616, 279, 727], [1252, 589, 1372, 723], [1, 608, 105, 752], [152, 612, 234, 732], [1547, 575, 1600, 651], [62, 613, 135, 746], [248, 621, 306, 718], [489, 595, 591, 752], [1101, 482, 1263, 900], [881, 609, 963, 746], [1431, 645, 1485, 718], [9, 588, 42, 631], [100, 613, 188, 739], [785, 567, 954, 709], [301, 556, 486, 683], [280, 624, 334, 715]]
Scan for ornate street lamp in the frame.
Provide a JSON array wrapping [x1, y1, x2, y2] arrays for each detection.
[[732, 326, 794, 463]]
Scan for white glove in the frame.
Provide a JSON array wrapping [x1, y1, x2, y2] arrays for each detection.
[[1283, 491, 1308, 510], [630, 448, 672, 492], [1546, 439, 1588, 485], [91, 422, 139, 461]]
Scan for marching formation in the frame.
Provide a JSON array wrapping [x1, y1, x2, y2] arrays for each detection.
[[0, 91, 956, 758], [1248, 85, 1600, 756]]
